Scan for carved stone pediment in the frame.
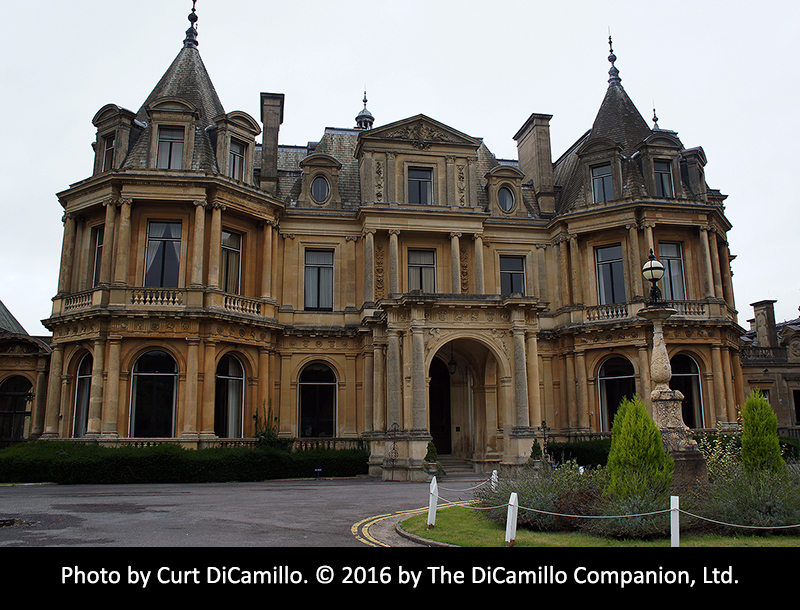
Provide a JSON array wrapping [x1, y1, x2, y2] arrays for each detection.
[[358, 114, 481, 152]]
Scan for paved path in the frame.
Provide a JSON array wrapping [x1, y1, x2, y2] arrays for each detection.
[[0, 475, 487, 547]]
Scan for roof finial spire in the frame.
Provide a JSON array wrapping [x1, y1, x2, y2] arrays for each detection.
[[652, 105, 660, 130], [355, 88, 374, 130], [183, 1, 199, 48], [607, 34, 621, 86]]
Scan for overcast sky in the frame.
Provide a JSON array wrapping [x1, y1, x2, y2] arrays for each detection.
[[1, 0, 798, 336]]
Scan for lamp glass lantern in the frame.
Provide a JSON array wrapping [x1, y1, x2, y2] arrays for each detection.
[[642, 249, 665, 305]]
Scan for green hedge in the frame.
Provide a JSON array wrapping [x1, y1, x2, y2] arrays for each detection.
[[0, 441, 369, 485], [546, 439, 612, 467]]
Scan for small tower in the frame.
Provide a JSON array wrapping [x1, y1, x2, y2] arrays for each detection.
[[355, 91, 374, 130]]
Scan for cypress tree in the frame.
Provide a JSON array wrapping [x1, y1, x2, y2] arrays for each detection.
[[741, 389, 785, 472], [605, 396, 674, 498]]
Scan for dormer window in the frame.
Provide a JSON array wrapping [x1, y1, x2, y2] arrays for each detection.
[[102, 134, 116, 172], [229, 139, 245, 180], [157, 128, 185, 169], [654, 160, 673, 197], [591, 164, 613, 203], [408, 168, 433, 205], [311, 175, 330, 204], [498, 186, 515, 212]]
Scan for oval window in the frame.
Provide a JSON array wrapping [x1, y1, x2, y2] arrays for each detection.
[[498, 186, 514, 212], [311, 176, 330, 203]]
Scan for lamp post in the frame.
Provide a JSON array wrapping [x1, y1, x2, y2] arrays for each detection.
[[638, 250, 707, 485]]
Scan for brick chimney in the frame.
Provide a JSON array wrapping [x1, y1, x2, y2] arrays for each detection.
[[259, 92, 285, 196], [514, 113, 555, 215], [751, 300, 778, 348]]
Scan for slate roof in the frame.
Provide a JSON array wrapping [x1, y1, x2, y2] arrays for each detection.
[[0, 300, 28, 335], [120, 17, 224, 174]]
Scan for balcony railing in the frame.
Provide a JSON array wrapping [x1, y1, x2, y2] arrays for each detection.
[[130, 288, 184, 307], [741, 346, 788, 364], [585, 299, 711, 323]]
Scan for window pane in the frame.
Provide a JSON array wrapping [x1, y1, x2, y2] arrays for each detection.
[[221, 230, 242, 294], [409, 250, 435, 292], [304, 250, 334, 310], [408, 168, 432, 205], [498, 187, 514, 212], [145, 222, 182, 288], [157, 128, 184, 170], [658, 242, 685, 300], [654, 161, 673, 197], [592, 164, 613, 203], [500, 256, 525, 295], [311, 176, 330, 203], [596, 245, 625, 304]]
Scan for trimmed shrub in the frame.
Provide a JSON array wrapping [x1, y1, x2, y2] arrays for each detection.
[[546, 439, 611, 467], [0, 441, 367, 485], [741, 389, 785, 472], [605, 396, 673, 499]]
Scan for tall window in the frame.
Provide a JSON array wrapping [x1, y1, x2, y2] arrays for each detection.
[[0, 376, 33, 445], [102, 134, 115, 172], [670, 354, 703, 428], [499, 256, 525, 295], [408, 249, 436, 293], [596, 244, 625, 304], [304, 249, 334, 310], [145, 222, 182, 288], [215, 354, 244, 438], [92, 227, 104, 287], [408, 168, 433, 205], [221, 230, 242, 294], [658, 242, 686, 300], [72, 354, 92, 437], [131, 350, 177, 438], [229, 139, 245, 180], [654, 160, 674, 197], [591, 163, 613, 203], [299, 363, 336, 437], [156, 127, 184, 169], [598, 357, 635, 431]]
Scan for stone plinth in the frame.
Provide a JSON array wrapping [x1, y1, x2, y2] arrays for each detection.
[[640, 305, 708, 488]]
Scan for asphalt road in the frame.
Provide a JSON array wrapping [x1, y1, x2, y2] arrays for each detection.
[[0, 477, 456, 548]]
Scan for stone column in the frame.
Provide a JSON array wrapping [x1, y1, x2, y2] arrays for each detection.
[[113, 199, 132, 285], [386, 329, 402, 428], [183, 338, 200, 437], [450, 232, 461, 294], [576, 349, 589, 429], [473, 233, 484, 294], [526, 332, 541, 428], [628, 223, 643, 298], [190, 199, 207, 287], [261, 222, 274, 299], [98, 199, 116, 285], [511, 327, 530, 428], [43, 344, 64, 437], [57, 213, 77, 295], [699, 227, 716, 298], [207, 203, 225, 290], [558, 236, 570, 306], [363, 229, 375, 306], [202, 340, 218, 437], [102, 337, 121, 437], [363, 346, 374, 432], [388, 229, 400, 295], [86, 337, 105, 435], [373, 341, 385, 431], [411, 322, 427, 430], [711, 345, 726, 423], [569, 234, 582, 304]]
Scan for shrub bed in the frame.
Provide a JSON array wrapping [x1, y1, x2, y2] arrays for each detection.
[[0, 441, 369, 485], [546, 439, 611, 467]]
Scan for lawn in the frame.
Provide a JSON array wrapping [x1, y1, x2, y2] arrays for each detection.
[[400, 505, 800, 547]]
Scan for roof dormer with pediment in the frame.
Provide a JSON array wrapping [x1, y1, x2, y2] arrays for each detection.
[[354, 115, 485, 208]]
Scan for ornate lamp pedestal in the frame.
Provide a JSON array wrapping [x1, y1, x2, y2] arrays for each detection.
[[640, 249, 708, 488]]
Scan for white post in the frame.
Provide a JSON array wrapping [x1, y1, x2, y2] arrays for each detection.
[[505, 492, 518, 547], [427, 476, 438, 530], [491, 470, 498, 491], [670, 495, 680, 547]]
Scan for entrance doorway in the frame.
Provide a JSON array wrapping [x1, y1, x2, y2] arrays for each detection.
[[429, 356, 451, 454]]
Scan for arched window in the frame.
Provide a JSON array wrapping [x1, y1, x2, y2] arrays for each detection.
[[215, 354, 245, 438], [598, 357, 636, 431], [299, 363, 336, 437], [0, 376, 33, 445], [131, 350, 177, 438], [73, 354, 92, 437], [670, 354, 704, 429]]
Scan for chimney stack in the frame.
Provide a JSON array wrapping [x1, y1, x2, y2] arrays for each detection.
[[259, 92, 285, 196], [514, 113, 555, 215]]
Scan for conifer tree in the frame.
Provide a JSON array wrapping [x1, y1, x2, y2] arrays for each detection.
[[605, 396, 674, 498], [741, 389, 785, 472]]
